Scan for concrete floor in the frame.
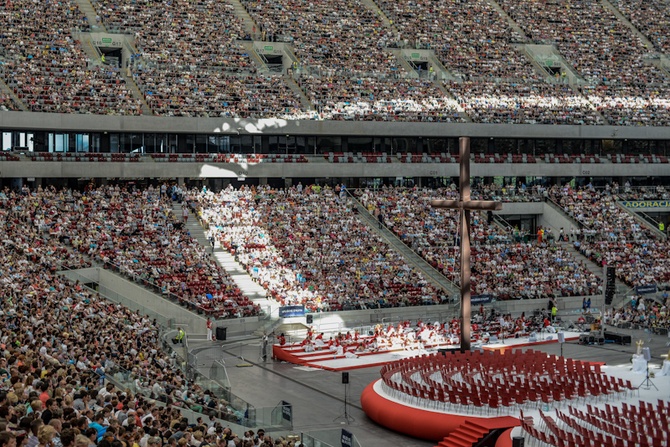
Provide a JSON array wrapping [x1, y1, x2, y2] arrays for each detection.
[[190, 325, 670, 447]]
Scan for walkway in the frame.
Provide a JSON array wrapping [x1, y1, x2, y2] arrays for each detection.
[[174, 201, 273, 313]]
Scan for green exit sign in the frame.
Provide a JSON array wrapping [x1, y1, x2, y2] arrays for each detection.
[[102, 38, 112, 44], [264, 46, 274, 51], [411, 53, 420, 59]]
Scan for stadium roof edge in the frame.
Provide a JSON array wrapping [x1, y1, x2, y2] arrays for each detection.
[[0, 111, 667, 140]]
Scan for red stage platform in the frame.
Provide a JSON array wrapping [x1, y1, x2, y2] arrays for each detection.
[[360, 349, 629, 446]]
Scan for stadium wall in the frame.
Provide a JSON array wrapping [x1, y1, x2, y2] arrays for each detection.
[[537, 202, 577, 235], [0, 160, 670, 179], [3, 160, 670, 180], [2, 111, 670, 140]]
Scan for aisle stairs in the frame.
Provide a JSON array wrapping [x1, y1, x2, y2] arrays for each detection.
[[73, 0, 105, 32], [347, 193, 459, 301], [173, 201, 272, 315], [0, 78, 28, 111]]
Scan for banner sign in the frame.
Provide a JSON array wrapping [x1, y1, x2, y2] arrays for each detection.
[[281, 401, 292, 422], [621, 200, 670, 209], [279, 305, 305, 318], [471, 294, 494, 304], [636, 284, 657, 295], [341, 429, 353, 447]]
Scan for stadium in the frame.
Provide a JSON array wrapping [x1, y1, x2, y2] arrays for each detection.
[[1, 0, 670, 447]]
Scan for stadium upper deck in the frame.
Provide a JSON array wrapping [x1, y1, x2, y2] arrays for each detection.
[[1, 0, 669, 125]]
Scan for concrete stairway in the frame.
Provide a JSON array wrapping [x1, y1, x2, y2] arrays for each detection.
[[601, 0, 669, 75], [237, 41, 270, 73], [71, 31, 103, 67], [489, 0, 530, 43], [347, 194, 459, 301], [119, 69, 154, 116], [600, 0, 670, 77], [174, 201, 272, 312], [615, 200, 667, 240], [227, 0, 258, 37], [283, 74, 314, 111], [73, 0, 105, 32], [542, 199, 604, 278], [560, 241, 604, 280], [0, 78, 28, 111], [360, 0, 398, 34], [387, 48, 421, 78]]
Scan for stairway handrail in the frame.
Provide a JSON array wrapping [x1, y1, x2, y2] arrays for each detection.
[[346, 188, 458, 300]]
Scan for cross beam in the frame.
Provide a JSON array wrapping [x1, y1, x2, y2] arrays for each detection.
[[431, 137, 502, 352]]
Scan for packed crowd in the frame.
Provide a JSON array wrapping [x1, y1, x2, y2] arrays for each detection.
[[374, 0, 606, 124], [0, 0, 669, 122], [548, 183, 670, 289], [447, 81, 603, 125], [94, 0, 249, 69], [190, 185, 443, 312], [611, 0, 670, 55], [133, 71, 302, 119], [297, 76, 465, 122], [0, 185, 257, 318], [616, 185, 670, 201], [0, 191, 286, 447], [607, 292, 670, 333], [88, 0, 305, 119], [0, 0, 142, 115], [497, 0, 670, 126], [355, 186, 601, 300], [240, 0, 396, 75], [375, 0, 530, 79]]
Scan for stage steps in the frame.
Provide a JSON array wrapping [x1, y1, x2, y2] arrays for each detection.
[[435, 420, 490, 447]]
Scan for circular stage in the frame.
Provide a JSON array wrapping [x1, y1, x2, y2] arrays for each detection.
[[360, 349, 626, 444]]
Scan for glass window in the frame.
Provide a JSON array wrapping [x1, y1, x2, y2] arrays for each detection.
[[75, 134, 90, 152], [316, 136, 341, 153], [48, 133, 69, 152], [347, 137, 374, 153]]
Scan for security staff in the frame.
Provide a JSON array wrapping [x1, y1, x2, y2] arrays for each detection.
[[175, 327, 185, 344]]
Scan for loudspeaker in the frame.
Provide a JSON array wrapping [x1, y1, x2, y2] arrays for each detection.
[[643, 347, 651, 361], [215, 327, 227, 341], [341, 372, 349, 384], [512, 437, 525, 447], [306, 314, 313, 324], [557, 332, 565, 344]]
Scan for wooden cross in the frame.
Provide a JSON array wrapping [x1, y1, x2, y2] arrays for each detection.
[[431, 137, 502, 352]]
